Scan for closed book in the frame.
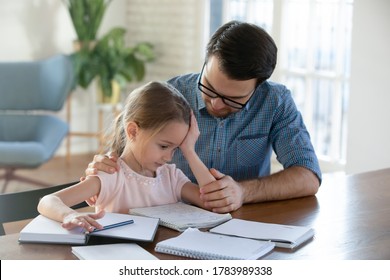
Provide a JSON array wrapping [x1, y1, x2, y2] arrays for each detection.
[[155, 228, 275, 260], [129, 202, 232, 232], [19, 213, 159, 245], [72, 243, 158, 260], [210, 218, 315, 249]]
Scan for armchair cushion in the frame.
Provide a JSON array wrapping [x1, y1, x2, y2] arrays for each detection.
[[0, 115, 68, 167]]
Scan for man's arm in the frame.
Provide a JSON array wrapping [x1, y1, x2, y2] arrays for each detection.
[[241, 166, 319, 203], [83, 154, 119, 179], [200, 166, 319, 213]]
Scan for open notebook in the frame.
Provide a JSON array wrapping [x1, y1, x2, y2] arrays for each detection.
[[130, 202, 232, 232], [210, 218, 315, 249], [155, 228, 274, 260], [19, 213, 159, 245]]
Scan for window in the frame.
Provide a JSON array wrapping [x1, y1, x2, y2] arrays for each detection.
[[208, 0, 354, 166]]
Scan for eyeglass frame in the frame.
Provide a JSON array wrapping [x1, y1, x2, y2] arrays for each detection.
[[197, 63, 256, 109]]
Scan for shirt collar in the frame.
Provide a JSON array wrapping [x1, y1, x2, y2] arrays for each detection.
[[196, 90, 207, 111], [196, 74, 207, 111]]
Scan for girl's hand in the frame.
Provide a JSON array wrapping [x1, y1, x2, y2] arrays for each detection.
[[62, 210, 105, 232], [180, 112, 200, 154]]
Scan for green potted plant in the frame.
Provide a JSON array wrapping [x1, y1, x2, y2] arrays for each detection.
[[91, 27, 154, 103], [64, 0, 154, 102], [63, 0, 110, 45]]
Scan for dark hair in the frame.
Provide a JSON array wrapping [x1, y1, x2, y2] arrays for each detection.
[[206, 20, 277, 85], [109, 81, 191, 156]]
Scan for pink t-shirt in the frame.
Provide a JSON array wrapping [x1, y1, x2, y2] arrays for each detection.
[[86, 158, 191, 213]]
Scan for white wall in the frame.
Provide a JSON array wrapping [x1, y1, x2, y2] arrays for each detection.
[[0, 0, 127, 60], [0, 0, 70, 60], [125, 0, 206, 87], [346, 0, 390, 174]]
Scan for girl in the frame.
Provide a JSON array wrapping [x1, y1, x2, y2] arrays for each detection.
[[38, 81, 216, 232]]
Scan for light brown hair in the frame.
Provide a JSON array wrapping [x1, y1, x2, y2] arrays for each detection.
[[108, 81, 191, 156]]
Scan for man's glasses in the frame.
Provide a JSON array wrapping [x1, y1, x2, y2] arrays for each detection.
[[197, 63, 255, 109]]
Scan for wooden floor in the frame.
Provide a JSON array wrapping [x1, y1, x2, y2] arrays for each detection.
[[1, 153, 96, 194]]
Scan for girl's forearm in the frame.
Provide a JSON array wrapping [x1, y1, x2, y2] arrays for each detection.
[[182, 149, 215, 186], [37, 195, 77, 223]]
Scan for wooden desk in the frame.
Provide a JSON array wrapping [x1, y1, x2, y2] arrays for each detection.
[[1, 168, 389, 260]]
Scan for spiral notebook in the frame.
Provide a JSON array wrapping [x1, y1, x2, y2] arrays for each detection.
[[155, 228, 274, 260], [129, 202, 232, 232], [210, 218, 315, 249]]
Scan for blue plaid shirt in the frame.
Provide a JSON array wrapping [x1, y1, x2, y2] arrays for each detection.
[[168, 73, 322, 184]]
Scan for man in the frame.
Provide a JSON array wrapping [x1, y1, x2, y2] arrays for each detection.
[[86, 21, 321, 213]]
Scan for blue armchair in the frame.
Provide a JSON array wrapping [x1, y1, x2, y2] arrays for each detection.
[[0, 55, 74, 192]]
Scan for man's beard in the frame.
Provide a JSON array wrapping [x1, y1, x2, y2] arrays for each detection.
[[205, 102, 235, 118]]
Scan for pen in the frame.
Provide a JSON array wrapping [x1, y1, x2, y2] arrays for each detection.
[[91, 219, 134, 233]]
